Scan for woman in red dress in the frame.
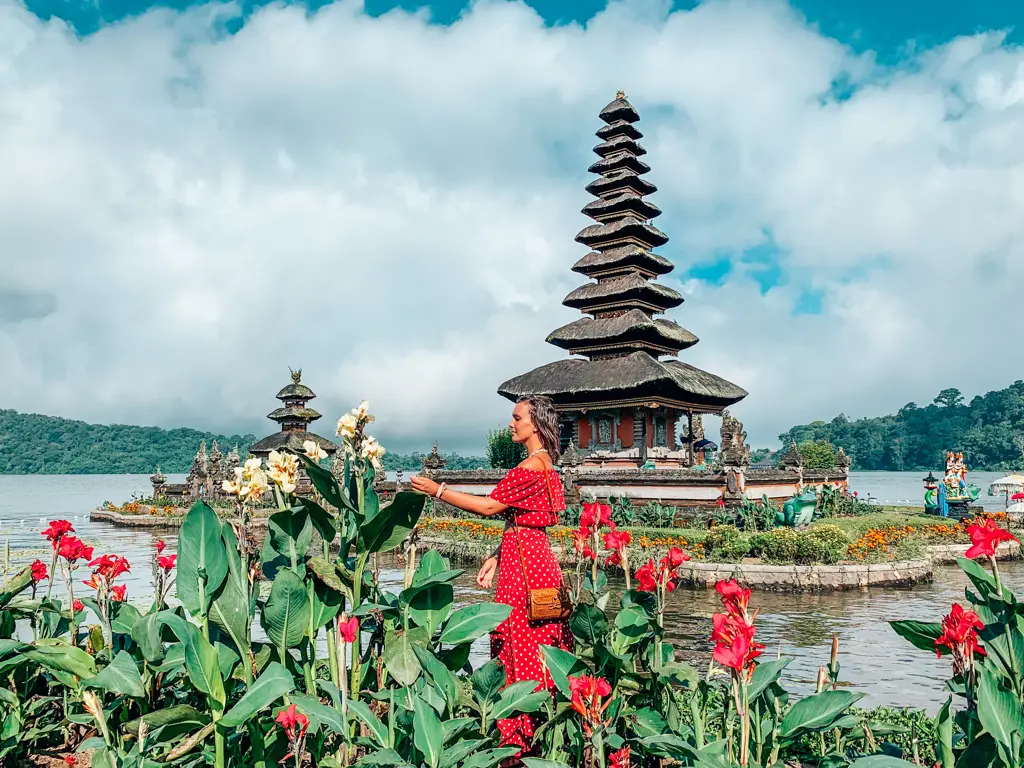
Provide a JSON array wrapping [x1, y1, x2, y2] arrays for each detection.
[[412, 395, 574, 752]]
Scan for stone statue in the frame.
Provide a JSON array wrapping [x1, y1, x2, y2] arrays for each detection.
[[775, 489, 820, 528], [719, 410, 751, 467], [150, 466, 166, 498], [206, 440, 224, 496], [422, 442, 447, 475], [187, 442, 209, 497], [836, 447, 851, 469], [778, 440, 803, 470]]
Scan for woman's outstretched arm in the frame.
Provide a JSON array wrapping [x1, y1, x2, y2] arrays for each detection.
[[409, 477, 508, 518]]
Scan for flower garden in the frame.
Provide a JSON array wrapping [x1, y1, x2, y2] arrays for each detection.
[[3, 403, 1024, 767]]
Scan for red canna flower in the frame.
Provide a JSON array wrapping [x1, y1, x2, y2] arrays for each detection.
[[609, 746, 630, 768], [73, 600, 84, 612], [572, 528, 589, 554], [716, 579, 751, 617], [157, 554, 177, 572], [42, 520, 74, 547], [666, 547, 689, 568], [31, 560, 48, 582], [57, 537, 93, 564], [716, 496, 726, 508], [580, 502, 614, 533], [276, 703, 309, 759], [604, 530, 632, 551], [110, 585, 127, 603], [155, 540, 166, 554], [605, 551, 622, 568], [89, 555, 131, 580], [568, 673, 612, 735], [635, 560, 657, 592], [964, 519, 1019, 559], [935, 603, 985, 675], [64, 756, 75, 767], [337, 616, 358, 644]]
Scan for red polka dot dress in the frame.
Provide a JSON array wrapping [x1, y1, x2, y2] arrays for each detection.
[[487, 466, 574, 753]]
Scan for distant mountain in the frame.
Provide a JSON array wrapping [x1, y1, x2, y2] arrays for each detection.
[[779, 381, 1024, 472], [0, 408, 488, 474]]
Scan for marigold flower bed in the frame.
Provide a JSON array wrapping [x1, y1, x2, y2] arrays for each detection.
[[846, 512, 1009, 561]]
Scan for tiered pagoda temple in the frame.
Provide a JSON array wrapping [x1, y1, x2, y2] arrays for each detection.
[[249, 369, 340, 460], [498, 92, 748, 468]]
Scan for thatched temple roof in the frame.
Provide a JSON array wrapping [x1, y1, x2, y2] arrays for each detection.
[[496, 92, 746, 412]]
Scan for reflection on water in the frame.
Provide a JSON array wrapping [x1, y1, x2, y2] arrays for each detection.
[[0, 473, 1018, 712]]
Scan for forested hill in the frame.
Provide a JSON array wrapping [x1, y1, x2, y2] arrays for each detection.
[[0, 409, 258, 474], [780, 381, 1024, 471], [0, 409, 488, 474]]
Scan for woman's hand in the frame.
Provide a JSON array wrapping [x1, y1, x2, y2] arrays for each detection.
[[477, 557, 498, 589], [410, 476, 440, 497]]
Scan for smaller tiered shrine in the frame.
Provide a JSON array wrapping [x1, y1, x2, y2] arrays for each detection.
[[249, 369, 340, 460]]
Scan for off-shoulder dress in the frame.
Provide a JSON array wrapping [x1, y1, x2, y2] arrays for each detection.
[[487, 466, 574, 751]]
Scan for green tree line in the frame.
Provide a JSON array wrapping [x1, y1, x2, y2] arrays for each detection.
[[0, 409, 487, 474], [780, 381, 1024, 471]]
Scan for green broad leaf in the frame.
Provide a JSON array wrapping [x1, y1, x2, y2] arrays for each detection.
[[124, 705, 209, 743], [110, 602, 142, 635], [311, 580, 344, 632], [522, 761, 571, 768], [413, 697, 445, 768], [260, 535, 289, 582], [158, 613, 225, 707], [348, 698, 389, 747], [440, 739, 488, 768], [539, 645, 586, 699], [84, 650, 145, 698], [301, 496, 339, 542], [261, 568, 312, 653], [779, 690, 865, 738], [150, 642, 185, 673], [177, 500, 230, 615], [748, 657, 793, 700], [297, 453, 351, 512], [408, 583, 454, 637], [442, 717, 478, 744], [22, 642, 97, 680], [215, 641, 239, 682], [461, 748, 520, 768], [471, 659, 506, 704], [384, 627, 429, 686], [977, 666, 1024, 748], [490, 680, 548, 721], [439, 603, 512, 645], [0, 567, 33, 608], [89, 747, 118, 768], [958, 556, 1001, 595], [209, 524, 251, 655], [360, 491, 426, 554], [936, 696, 954, 768], [307, 557, 345, 593], [357, 748, 410, 768], [658, 660, 700, 689], [641, 734, 692, 760], [269, 509, 313, 566], [614, 604, 651, 642], [412, 645, 460, 712], [889, 620, 943, 654], [630, 707, 669, 737], [570, 604, 608, 646], [219, 662, 295, 728], [848, 758, 921, 767]]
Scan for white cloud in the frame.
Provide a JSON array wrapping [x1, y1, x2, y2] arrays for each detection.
[[2, 0, 1024, 454]]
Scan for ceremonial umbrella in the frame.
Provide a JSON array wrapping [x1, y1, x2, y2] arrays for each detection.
[[990, 474, 1024, 494]]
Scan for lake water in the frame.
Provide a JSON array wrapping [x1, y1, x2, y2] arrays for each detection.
[[1, 471, 1021, 712]]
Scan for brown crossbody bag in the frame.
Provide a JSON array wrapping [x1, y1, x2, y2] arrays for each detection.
[[511, 470, 573, 623]]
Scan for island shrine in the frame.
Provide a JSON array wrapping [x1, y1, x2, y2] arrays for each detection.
[[423, 93, 849, 513]]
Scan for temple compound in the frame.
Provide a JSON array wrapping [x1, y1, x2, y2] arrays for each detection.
[[421, 93, 849, 512], [151, 369, 339, 503]]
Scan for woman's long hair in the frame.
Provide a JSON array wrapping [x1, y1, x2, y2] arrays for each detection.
[[517, 395, 561, 464]]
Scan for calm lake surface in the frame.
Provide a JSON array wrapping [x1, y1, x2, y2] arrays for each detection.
[[0, 471, 1021, 712]]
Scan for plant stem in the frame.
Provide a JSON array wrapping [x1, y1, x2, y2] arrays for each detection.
[[325, 538, 342, 694], [66, 569, 77, 647]]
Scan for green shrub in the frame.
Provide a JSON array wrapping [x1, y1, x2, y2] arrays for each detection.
[[754, 528, 799, 564], [795, 525, 849, 565], [486, 427, 525, 469], [704, 524, 749, 562]]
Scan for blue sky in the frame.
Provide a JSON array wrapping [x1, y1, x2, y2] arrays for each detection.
[[27, 0, 1024, 54]]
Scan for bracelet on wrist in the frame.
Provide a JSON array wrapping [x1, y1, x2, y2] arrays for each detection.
[[435, 482, 448, 499]]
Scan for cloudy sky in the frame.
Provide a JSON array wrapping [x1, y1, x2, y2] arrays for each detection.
[[2, 0, 1024, 455]]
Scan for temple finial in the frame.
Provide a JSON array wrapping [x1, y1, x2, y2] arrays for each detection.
[[289, 367, 302, 384], [616, 89, 626, 100]]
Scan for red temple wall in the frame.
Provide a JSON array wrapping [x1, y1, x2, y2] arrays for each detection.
[[578, 417, 592, 448], [618, 410, 634, 448]]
